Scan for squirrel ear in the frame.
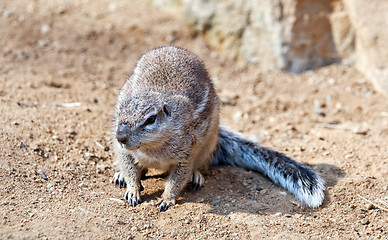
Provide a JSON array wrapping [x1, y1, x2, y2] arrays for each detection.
[[163, 104, 171, 117]]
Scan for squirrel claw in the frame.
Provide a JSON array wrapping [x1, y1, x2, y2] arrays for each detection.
[[190, 171, 205, 191], [113, 172, 127, 188], [190, 181, 201, 191], [113, 173, 144, 191], [124, 190, 142, 207], [119, 179, 127, 188], [156, 199, 175, 212]]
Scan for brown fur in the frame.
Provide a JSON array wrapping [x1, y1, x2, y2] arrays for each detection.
[[113, 46, 219, 210]]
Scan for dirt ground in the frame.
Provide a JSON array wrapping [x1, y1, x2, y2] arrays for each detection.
[[1, 0, 387, 239]]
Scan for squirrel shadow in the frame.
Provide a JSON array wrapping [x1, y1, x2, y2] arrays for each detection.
[[112, 161, 344, 215], [139, 173, 168, 202], [177, 162, 344, 216]]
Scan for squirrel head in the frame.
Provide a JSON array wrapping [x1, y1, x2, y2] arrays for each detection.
[[115, 92, 172, 150]]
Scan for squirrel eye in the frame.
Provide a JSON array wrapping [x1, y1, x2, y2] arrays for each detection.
[[144, 115, 157, 126]]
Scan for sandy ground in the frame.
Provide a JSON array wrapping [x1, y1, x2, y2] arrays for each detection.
[[1, 0, 387, 239]]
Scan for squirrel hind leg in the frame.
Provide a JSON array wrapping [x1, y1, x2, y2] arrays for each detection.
[[140, 167, 148, 180], [190, 170, 205, 191]]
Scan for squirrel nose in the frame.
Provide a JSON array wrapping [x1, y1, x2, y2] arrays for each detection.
[[117, 123, 130, 144]]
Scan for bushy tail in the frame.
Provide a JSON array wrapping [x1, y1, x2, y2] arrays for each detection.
[[211, 127, 325, 207]]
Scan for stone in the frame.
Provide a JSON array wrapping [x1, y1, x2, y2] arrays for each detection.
[[360, 219, 369, 225], [344, 0, 388, 96], [40, 24, 51, 34], [152, 0, 388, 95], [329, 1, 355, 65], [182, 0, 338, 72]]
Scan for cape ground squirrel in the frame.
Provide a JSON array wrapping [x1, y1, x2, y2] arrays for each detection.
[[113, 46, 325, 211]]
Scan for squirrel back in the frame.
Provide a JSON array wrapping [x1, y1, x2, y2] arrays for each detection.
[[118, 46, 218, 110]]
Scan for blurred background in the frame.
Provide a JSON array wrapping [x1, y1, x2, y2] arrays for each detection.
[[155, 0, 388, 96]]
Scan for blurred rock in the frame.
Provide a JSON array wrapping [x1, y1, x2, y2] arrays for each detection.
[[344, 0, 388, 96], [329, 1, 355, 65], [182, 0, 338, 72], [152, 0, 388, 96]]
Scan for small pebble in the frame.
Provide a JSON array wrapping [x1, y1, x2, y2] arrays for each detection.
[[315, 109, 326, 117], [247, 134, 261, 143], [40, 24, 51, 34], [96, 164, 107, 174], [361, 219, 370, 225], [37, 39, 48, 47], [323, 151, 331, 156], [232, 111, 243, 122], [284, 214, 292, 218], [210, 51, 218, 58], [366, 203, 374, 210], [255, 187, 263, 191], [165, 34, 176, 43], [211, 200, 221, 205], [274, 212, 282, 217], [11, 121, 19, 125], [2, 11, 11, 18], [66, 128, 76, 134]]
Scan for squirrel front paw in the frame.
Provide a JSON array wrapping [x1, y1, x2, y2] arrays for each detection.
[[113, 172, 144, 191], [125, 188, 142, 207], [156, 198, 176, 212]]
